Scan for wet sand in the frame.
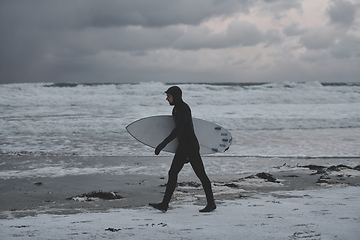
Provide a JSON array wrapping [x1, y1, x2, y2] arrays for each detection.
[[0, 174, 166, 218], [1, 157, 359, 219]]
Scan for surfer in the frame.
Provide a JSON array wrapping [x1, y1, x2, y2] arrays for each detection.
[[149, 86, 216, 213]]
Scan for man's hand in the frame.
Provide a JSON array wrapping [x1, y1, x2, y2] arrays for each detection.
[[155, 141, 167, 155]]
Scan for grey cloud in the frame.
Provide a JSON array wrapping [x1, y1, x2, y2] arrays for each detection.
[[1, 0, 302, 31], [260, 0, 302, 19], [0, 0, 252, 30], [173, 20, 280, 50], [81, 0, 248, 28], [330, 34, 360, 58], [172, 25, 219, 50], [226, 20, 263, 46], [66, 26, 184, 54], [296, 0, 357, 50], [87, 0, 253, 28], [299, 26, 340, 50], [327, 0, 356, 26], [55, 22, 264, 54], [261, 0, 301, 11], [263, 29, 283, 46], [0, 0, 359, 84], [0, 0, 252, 83], [283, 23, 306, 36]]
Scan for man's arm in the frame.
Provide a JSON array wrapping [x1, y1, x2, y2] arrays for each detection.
[[155, 107, 189, 155]]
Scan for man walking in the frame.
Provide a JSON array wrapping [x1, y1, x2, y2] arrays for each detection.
[[149, 86, 216, 213]]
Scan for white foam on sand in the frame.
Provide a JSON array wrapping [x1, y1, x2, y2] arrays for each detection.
[[1, 156, 359, 180], [1, 186, 359, 240]]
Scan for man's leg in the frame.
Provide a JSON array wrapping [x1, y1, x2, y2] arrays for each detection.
[[190, 154, 216, 212], [162, 153, 186, 205], [149, 153, 186, 212]]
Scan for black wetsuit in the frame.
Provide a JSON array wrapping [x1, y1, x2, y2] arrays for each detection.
[[154, 86, 215, 211], [158, 96, 199, 155]]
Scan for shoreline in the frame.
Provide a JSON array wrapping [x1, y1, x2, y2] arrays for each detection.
[[1, 156, 359, 219]]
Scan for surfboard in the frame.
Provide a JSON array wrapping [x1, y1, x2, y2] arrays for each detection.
[[126, 115, 232, 155]]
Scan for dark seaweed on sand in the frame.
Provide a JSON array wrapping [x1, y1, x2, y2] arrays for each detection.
[[67, 191, 123, 201]]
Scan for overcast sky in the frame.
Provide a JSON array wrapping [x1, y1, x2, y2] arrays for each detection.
[[1, 0, 360, 84]]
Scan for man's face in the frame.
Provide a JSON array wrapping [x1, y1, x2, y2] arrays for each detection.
[[166, 94, 173, 105]]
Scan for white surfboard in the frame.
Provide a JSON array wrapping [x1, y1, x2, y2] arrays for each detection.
[[126, 115, 232, 155]]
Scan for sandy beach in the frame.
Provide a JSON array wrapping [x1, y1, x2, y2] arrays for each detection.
[[1, 156, 359, 239]]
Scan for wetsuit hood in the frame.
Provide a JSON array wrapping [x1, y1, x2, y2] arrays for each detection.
[[165, 86, 182, 105]]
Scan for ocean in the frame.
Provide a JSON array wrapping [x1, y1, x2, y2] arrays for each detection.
[[1, 82, 360, 179]]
